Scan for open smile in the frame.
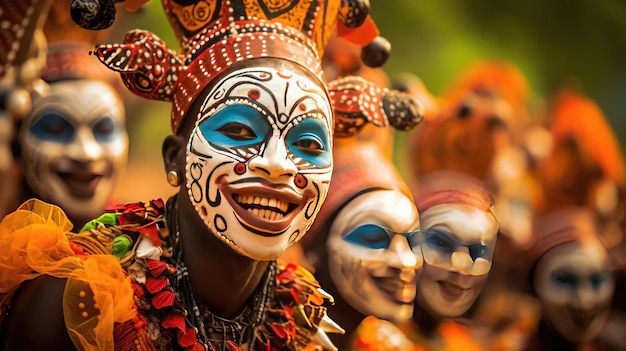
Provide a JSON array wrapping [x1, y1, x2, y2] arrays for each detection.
[[234, 194, 292, 221], [221, 178, 314, 234], [56, 171, 105, 198], [371, 274, 416, 304], [437, 280, 470, 297]]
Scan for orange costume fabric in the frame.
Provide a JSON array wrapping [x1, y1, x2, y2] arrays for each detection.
[[0, 199, 333, 351]]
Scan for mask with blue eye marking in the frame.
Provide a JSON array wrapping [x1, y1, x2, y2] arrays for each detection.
[[533, 237, 615, 344], [421, 228, 493, 276], [19, 80, 128, 226], [30, 113, 75, 143], [325, 189, 422, 322], [344, 224, 421, 251], [185, 65, 333, 261], [418, 202, 498, 277]]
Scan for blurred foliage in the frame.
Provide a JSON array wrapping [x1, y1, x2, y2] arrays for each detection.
[[109, 0, 626, 173]]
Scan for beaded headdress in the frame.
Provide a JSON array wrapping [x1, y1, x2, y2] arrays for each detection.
[[83, 0, 390, 133]]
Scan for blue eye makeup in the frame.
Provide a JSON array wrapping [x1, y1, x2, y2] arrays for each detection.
[[343, 224, 421, 250], [424, 230, 455, 255], [285, 118, 331, 167], [93, 116, 120, 142], [29, 113, 75, 143], [591, 272, 611, 290], [199, 105, 270, 148], [344, 224, 391, 249], [552, 272, 577, 287]]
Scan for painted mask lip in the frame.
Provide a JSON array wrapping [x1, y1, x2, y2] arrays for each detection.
[[219, 176, 313, 234], [435, 271, 474, 297], [569, 307, 604, 327], [370, 271, 417, 304], [437, 280, 470, 295], [51, 162, 110, 198]]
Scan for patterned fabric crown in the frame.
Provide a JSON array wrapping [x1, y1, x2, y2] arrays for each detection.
[[91, 0, 382, 133]]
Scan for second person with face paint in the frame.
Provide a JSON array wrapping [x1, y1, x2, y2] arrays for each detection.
[[406, 171, 500, 350]]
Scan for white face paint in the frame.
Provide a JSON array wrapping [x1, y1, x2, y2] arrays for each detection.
[[327, 190, 422, 322], [186, 64, 333, 261], [417, 203, 498, 319], [20, 80, 128, 225], [534, 240, 614, 343]]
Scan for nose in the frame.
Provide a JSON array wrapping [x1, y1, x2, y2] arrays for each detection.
[[450, 249, 473, 274], [573, 284, 597, 311], [248, 134, 298, 178], [387, 235, 420, 269], [66, 127, 104, 162]]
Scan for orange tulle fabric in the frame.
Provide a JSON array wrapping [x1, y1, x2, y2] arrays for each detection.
[[0, 199, 136, 351]]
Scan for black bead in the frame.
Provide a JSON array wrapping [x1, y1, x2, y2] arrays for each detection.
[[70, 0, 116, 30], [360, 36, 391, 68]]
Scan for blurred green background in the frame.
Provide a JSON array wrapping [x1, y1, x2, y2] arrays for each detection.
[[110, 0, 626, 200]]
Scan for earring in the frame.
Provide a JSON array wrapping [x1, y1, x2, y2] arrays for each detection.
[[167, 170, 181, 187]]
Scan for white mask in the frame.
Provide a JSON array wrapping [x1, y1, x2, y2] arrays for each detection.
[[20, 79, 127, 225], [327, 189, 422, 322], [534, 240, 614, 343], [185, 64, 333, 261], [417, 203, 498, 319]]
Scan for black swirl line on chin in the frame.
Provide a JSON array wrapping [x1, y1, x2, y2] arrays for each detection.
[[214, 213, 227, 232], [288, 229, 301, 245], [205, 161, 232, 207], [304, 181, 321, 220]]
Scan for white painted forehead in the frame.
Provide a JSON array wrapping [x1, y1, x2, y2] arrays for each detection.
[[198, 66, 331, 117], [421, 203, 499, 243], [332, 189, 420, 235], [28, 80, 124, 123]]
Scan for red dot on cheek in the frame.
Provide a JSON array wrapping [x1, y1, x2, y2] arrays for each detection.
[[248, 89, 261, 100], [234, 163, 246, 175], [294, 174, 308, 188], [298, 103, 306, 111]]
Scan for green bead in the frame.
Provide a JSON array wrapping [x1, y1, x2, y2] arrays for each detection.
[[112, 235, 132, 259]]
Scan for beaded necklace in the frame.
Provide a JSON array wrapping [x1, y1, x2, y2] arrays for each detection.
[[167, 198, 277, 351]]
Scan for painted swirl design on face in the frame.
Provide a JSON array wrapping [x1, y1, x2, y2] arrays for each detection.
[[186, 65, 332, 260]]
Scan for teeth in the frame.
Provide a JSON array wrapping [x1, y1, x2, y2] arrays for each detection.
[[247, 208, 285, 221], [278, 200, 288, 212], [235, 195, 290, 213]]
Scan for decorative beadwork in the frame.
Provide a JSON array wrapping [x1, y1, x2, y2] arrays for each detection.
[[93, 0, 384, 133]]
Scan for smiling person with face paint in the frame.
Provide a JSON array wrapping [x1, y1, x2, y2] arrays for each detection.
[[524, 208, 616, 351], [17, 75, 127, 228], [0, 0, 429, 350], [1, 0, 129, 230], [296, 117, 424, 350], [404, 171, 498, 349]]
